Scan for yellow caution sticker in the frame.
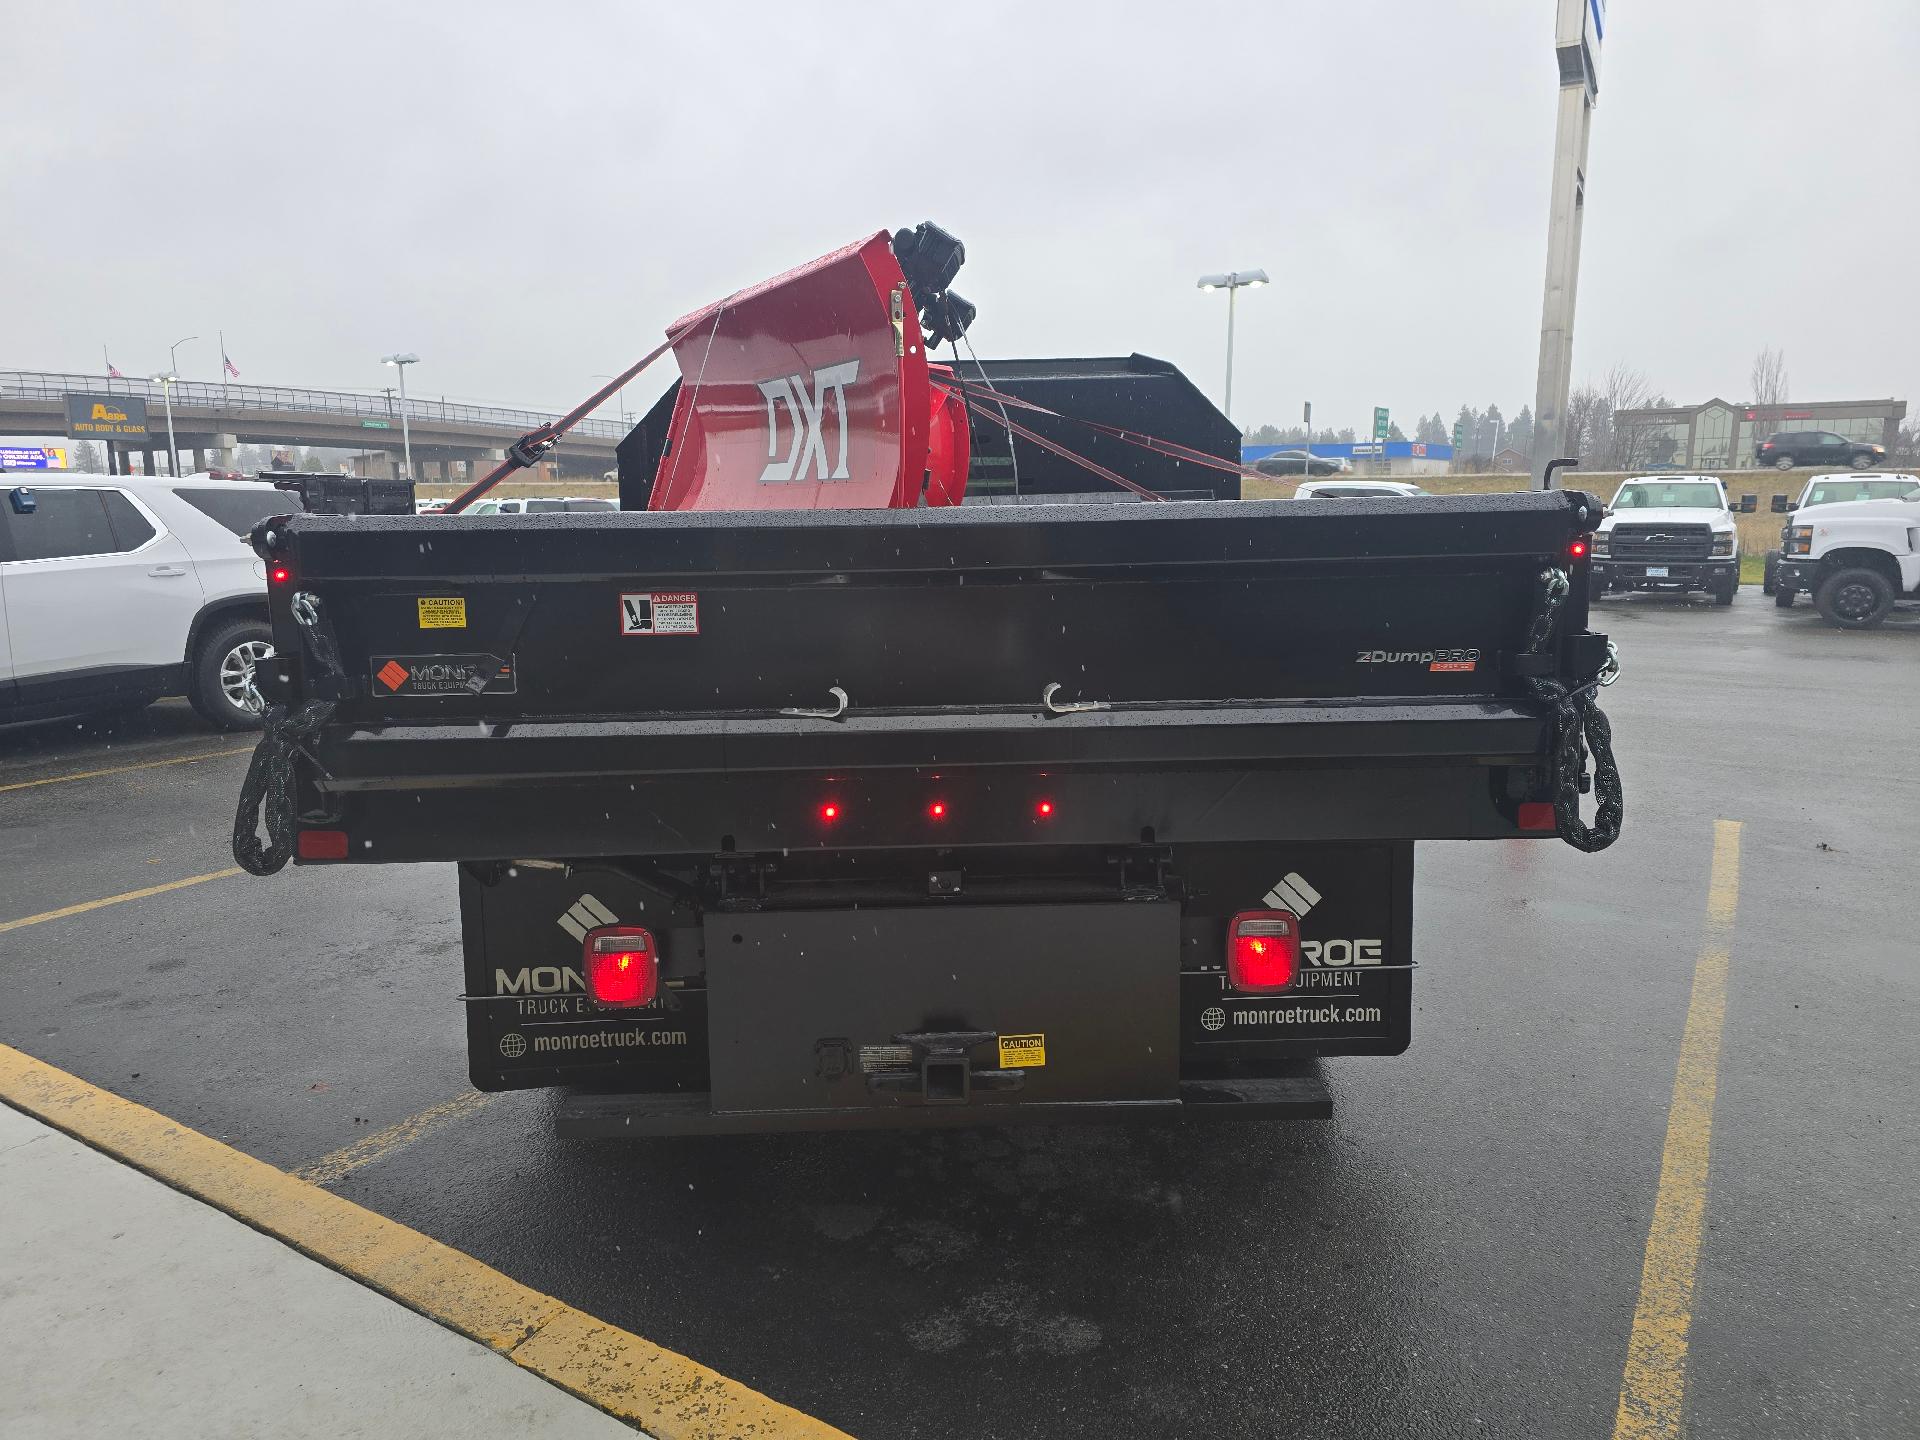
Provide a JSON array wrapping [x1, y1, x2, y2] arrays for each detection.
[[998, 1033, 1046, 1068], [417, 596, 467, 630]]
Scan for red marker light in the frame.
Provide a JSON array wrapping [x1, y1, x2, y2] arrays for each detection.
[[1568, 539, 1589, 560], [269, 565, 291, 585], [1518, 801, 1557, 832], [295, 828, 349, 861], [928, 801, 947, 819], [820, 802, 840, 822], [1035, 800, 1054, 818]]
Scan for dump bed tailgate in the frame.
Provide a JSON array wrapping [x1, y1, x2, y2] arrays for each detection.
[[258, 492, 1607, 860]]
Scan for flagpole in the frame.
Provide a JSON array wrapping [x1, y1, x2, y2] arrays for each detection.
[[220, 330, 227, 401]]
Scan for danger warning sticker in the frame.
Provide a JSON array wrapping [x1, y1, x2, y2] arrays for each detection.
[[621, 592, 699, 636], [997, 1034, 1046, 1068], [417, 596, 467, 629]]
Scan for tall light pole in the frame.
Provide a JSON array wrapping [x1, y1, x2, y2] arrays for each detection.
[[162, 335, 197, 476], [1196, 270, 1268, 425], [150, 373, 179, 477], [1530, 0, 1605, 489], [382, 353, 420, 480]]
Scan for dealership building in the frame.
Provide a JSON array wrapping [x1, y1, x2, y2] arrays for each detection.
[[1611, 397, 1906, 470]]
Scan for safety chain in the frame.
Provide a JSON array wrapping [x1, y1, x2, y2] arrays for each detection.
[[1521, 567, 1624, 853], [231, 590, 343, 876]]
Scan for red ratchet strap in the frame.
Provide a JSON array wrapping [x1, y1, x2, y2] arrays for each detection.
[[958, 395, 1165, 501], [947, 376, 1292, 489], [441, 322, 699, 514]]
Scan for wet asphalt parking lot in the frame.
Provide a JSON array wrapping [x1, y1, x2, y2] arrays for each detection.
[[2, 588, 1915, 1439]]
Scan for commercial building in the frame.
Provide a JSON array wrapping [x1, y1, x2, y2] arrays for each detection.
[[1242, 440, 1455, 479], [1611, 397, 1906, 471]]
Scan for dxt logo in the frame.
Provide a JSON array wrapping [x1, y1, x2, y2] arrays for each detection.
[[757, 360, 860, 484]]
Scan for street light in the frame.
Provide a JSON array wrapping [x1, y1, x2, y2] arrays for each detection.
[[155, 335, 197, 476], [382, 353, 420, 481], [149, 373, 179, 478], [1195, 270, 1268, 424]]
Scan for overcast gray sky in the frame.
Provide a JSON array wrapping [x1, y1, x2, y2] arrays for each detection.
[[4, 1, 1914, 435]]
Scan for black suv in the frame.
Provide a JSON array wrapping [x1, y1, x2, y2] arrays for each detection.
[[1753, 430, 1886, 470]]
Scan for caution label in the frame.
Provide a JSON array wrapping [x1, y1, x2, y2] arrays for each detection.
[[417, 596, 467, 629], [621, 591, 699, 636], [997, 1033, 1046, 1068]]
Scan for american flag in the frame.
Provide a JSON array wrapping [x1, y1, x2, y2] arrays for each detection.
[[106, 361, 122, 378], [223, 352, 241, 380]]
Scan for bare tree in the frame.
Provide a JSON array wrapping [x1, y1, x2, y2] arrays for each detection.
[[1750, 346, 1789, 409]]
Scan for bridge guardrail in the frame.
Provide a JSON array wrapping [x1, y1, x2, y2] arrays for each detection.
[[0, 371, 625, 441]]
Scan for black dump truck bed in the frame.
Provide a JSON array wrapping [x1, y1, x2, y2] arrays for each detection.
[[241, 490, 1618, 1132]]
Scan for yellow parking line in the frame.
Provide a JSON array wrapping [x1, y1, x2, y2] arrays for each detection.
[[0, 1043, 851, 1439], [0, 745, 252, 794], [0, 868, 243, 935], [294, 1091, 501, 1186], [1613, 819, 1743, 1440]]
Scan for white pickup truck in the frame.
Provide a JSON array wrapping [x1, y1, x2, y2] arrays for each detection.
[[1589, 475, 1751, 606], [1773, 474, 1920, 628], [1763, 472, 1920, 602]]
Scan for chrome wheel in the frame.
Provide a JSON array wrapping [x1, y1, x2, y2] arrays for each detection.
[[219, 639, 275, 715]]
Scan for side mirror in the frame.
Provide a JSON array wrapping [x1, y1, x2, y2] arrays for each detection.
[[8, 487, 36, 514], [1770, 495, 1793, 513], [1737, 494, 1757, 513]]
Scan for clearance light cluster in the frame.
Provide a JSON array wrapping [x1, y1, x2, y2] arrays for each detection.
[[1226, 911, 1300, 993], [814, 798, 1058, 824], [582, 926, 658, 1008]]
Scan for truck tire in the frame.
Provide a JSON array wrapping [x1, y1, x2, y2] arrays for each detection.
[[1773, 455, 1796, 471], [1711, 570, 1737, 606], [189, 618, 275, 730], [1774, 586, 1796, 609], [1813, 567, 1895, 630], [1762, 550, 1780, 595]]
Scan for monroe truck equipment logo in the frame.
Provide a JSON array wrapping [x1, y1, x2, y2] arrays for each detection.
[[1263, 871, 1321, 916], [556, 893, 619, 942], [371, 655, 516, 695], [1302, 939, 1384, 966], [494, 966, 585, 995], [758, 359, 860, 483]]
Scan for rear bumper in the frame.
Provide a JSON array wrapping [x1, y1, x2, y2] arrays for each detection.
[[1593, 558, 1735, 589], [553, 1067, 1333, 1135]]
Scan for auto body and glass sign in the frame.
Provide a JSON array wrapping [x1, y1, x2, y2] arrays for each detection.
[[64, 393, 148, 437]]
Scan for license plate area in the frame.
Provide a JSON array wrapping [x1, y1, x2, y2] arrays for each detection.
[[1644, 566, 1669, 577], [704, 903, 1179, 1113]]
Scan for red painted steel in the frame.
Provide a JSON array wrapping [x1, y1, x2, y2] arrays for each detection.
[[649, 231, 967, 511]]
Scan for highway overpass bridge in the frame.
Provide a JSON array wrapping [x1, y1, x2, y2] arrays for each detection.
[[0, 371, 626, 480]]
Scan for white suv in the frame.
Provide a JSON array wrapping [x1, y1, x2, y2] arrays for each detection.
[[0, 473, 295, 729]]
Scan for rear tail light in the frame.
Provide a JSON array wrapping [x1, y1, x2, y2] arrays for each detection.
[[1226, 910, 1300, 992], [1568, 538, 1589, 560], [296, 828, 349, 861], [582, 926, 659, 1008], [268, 564, 292, 585]]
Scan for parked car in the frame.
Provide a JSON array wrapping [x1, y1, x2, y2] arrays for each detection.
[[464, 496, 618, 515], [1293, 480, 1432, 499], [1590, 475, 1749, 606], [1753, 430, 1886, 471], [1253, 450, 1350, 478], [0, 474, 295, 728], [1763, 473, 1920, 596]]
